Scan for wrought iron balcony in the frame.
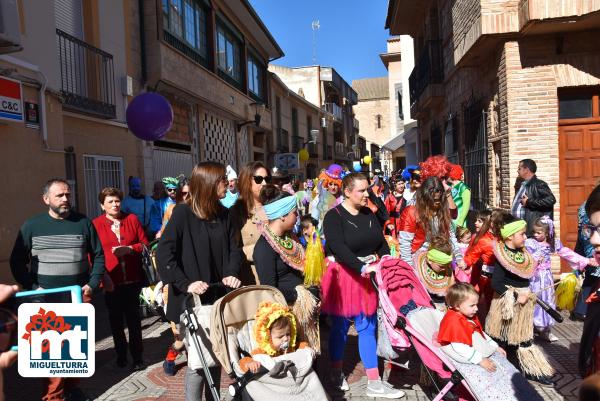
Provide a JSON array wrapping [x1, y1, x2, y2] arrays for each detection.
[[408, 40, 443, 110], [323, 103, 343, 121], [56, 29, 116, 119]]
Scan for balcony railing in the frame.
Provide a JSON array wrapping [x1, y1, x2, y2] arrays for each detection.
[[291, 135, 303, 153], [408, 40, 443, 109], [323, 103, 343, 121], [56, 28, 116, 119]]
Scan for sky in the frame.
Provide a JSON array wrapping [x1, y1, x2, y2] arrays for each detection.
[[249, 0, 390, 84]]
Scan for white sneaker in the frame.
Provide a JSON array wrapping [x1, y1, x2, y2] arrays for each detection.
[[366, 380, 405, 399], [330, 372, 350, 391]]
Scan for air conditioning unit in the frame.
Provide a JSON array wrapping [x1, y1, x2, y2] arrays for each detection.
[[0, 0, 22, 54]]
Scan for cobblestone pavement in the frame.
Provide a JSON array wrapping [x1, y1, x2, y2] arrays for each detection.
[[4, 303, 583, 401]]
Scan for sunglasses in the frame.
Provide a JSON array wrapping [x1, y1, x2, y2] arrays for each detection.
[[253, 175, 272, 185], [582, 223, 600, 239], [166, 187, 177, 192]]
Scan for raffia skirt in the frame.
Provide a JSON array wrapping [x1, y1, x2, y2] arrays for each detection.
[[485, 288, 554, 378]]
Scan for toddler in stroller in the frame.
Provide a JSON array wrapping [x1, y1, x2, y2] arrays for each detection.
[[374, 256, 543, 401], [209, 285, 328, 401]]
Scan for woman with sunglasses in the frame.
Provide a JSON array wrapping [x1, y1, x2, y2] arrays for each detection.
[[156, 161, 242, 400], [230, 161, 271, 285]]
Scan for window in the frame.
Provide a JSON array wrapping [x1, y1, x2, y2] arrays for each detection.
[[162, 0, 208, 63], [376, 114, 382, 129], [247, 53, 265, 100], [83, 155, 124, 218], [398, 91, 404, 120], [559, 94, 593, 120], [217, 21, 242, 86]]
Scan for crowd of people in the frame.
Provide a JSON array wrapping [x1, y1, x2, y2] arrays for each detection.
[[6, 155, 600, 401]]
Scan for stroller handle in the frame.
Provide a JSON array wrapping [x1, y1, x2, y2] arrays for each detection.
[[370, 271, 379, 292]]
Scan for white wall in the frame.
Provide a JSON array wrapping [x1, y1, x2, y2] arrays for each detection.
[[400, 35, 415, 126], [13, 0, 62, 90], [98, 0, 127, 122]]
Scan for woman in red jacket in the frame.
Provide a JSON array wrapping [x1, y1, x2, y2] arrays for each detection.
[[93, 187, 148, 370], [463, 209, 497, 322]]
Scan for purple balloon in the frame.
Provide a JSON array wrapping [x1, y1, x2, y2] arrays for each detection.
[[126, 92, 173, 141]]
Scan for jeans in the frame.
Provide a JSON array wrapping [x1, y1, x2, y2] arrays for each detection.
[[104, 282, 143, 363], [185, 366, 221, 401]]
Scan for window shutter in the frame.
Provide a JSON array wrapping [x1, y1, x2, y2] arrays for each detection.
[[55, 0, 83, 39]]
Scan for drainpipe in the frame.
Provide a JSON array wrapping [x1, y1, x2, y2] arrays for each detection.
[[0, 55, 49, 149], [138, 0, 147, 86]]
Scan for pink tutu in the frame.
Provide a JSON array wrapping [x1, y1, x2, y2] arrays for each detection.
[[320, 257, 378, 317]]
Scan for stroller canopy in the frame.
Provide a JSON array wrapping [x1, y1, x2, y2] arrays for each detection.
[[210, 285, 287, 375]]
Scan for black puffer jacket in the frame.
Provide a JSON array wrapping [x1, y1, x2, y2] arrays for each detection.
[[518, 175, 556, 236]]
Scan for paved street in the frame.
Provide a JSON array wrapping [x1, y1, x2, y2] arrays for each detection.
[[4, 298, 584, 401]]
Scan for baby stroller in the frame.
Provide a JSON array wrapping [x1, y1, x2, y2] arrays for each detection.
[[373, 256, 543, 401], [205, 285, 327, 401]]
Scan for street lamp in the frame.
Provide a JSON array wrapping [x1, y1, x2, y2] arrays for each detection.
[[237, 102, 265, 132]]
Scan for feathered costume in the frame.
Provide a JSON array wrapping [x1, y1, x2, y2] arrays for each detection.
[[309, 164, 343, 231]]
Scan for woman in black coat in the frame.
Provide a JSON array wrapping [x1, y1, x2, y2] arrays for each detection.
[[156, 161, 242, 401]]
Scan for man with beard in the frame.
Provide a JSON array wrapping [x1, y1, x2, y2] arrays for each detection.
[[121, 176, 154, 231], [10, 178, 104, 401]]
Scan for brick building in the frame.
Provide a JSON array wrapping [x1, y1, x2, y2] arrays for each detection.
[[135, 0, 284, 190], [352, 77, 390, 174], [386, 0, 600, 255]]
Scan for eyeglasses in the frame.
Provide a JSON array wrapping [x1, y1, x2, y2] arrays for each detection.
[[253, 175, 272, 185], [166, 187, 177, 193], [582, 223, 600, 239]]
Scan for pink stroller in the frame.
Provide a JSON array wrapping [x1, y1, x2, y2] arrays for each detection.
[[372, 256, 543, 401]]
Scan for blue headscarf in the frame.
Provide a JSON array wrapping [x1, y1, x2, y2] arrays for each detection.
[[263, 196, 297, 220]]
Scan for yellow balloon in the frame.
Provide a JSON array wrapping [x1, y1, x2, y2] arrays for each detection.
[[298, 148, 310, 162], [363, 155, 372, 165]]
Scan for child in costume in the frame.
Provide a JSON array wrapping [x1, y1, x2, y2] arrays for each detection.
[[413, 236, 455, 310], [484, 212, 554, 385], [464, 209, 496, 322], [438, 283, 544, 401], [525, 215, 597, 342], [438, 282, 505, 371], [454, 226, 472, 283], [239, 302, 310, 373]]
